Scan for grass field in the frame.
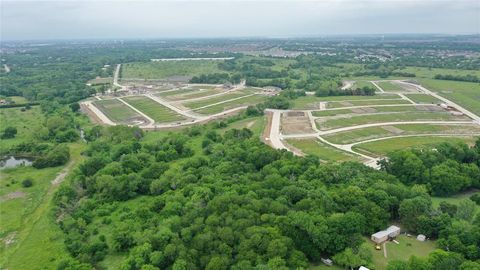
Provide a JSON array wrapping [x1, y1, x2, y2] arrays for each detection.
[[155, 87, 198, 97], [0, 106, 44, 153], [371, 235, 436, 270], [312, 105, 435, 117], [183, 89, 256, 110], [432, 190, 480, 213], [400, 67, 480, 78], [196, 95, 267, 114], [353, 80, 374, 89], [292, 94, 399, 109], [377, 81, 404, 92], [121, 96, 185, 123], [287, 139, 359, 162], [405, 94, 442, 104], [1, 143, 85, 269], [327, 99, 410, 109], [318, 111, 463, 130], [122, 61, 226, 80], [162, 88, 221, 101], [323, 124, 480, 144], [418, 78, 480, 116], [218, 116, 266, 137], [353, 136, 478, 157], [93, 99, 144, 124]]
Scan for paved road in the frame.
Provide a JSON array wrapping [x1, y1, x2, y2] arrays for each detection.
[[113, 64, 126, 92], [266, 110, 288, 150], [81, 100, 117, 126], [371, 81, 385, 93]]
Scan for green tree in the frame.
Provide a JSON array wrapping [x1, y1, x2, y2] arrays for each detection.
[[333, 248, 364, 270]]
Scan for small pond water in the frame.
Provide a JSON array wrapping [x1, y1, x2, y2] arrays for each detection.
[[0, 156, 33, 169]]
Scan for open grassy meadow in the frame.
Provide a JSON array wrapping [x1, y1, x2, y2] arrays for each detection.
[[432, 190, 480, 213], [370, 235, 436, 270], [121, 61, 226, 80], [0, 106, 44, 153], [122, 96, 186, 123], [1, 143, 86, 270]]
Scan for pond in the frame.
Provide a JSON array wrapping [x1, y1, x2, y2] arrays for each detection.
[[0, 156, 33, 169]]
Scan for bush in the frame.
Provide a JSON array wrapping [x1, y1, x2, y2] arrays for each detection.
[[469, 193, 480, 205], [22, 178, 33, 188], [33, 144, 70, 169], [1, 126, 17, 139]]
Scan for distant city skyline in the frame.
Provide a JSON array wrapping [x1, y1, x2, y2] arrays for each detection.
[[1, 0, 479, 41]]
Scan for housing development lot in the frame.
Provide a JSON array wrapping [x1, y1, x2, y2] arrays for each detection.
[[264, 80, 480, 167], [81, 62, 273, 129]]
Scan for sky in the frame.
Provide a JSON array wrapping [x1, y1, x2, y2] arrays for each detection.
[[1, 0, 479, 40]]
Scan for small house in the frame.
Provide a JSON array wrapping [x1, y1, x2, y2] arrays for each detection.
[[371, 225, 400, 244], [359, 266, 370, 270]]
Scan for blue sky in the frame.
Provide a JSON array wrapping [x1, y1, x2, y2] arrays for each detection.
[[1, 0, 479, 40]]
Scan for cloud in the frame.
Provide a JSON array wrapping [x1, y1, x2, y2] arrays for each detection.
[[1, 0, 479, 40]]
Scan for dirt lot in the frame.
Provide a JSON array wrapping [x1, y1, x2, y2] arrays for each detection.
[[280, 111, 315, 135]]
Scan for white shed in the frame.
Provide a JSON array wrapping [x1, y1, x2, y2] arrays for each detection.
[[417, 234, 426, 242], [371, 225, 401, 244]]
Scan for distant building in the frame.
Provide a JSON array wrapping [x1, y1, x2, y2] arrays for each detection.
[[371, 225, 400, 244]]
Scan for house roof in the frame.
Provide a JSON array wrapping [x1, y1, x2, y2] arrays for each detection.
[[372, 225, 400, 239]]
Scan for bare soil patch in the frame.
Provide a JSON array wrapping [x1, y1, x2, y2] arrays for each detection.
[[351, 107, 377, 114], [281, 112, 314, 135], [0, 191, 26, 202], [381, 125, 405, 134]]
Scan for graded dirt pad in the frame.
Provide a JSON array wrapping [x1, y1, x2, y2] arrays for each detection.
[[286, 111, 305, 117], [415, 105, 444, 112], [339, 101, 353, 107], [393, 81, 422, 92], [381, 125, 405, 134], [0, 191, 26, 202], [262, 111, 274, 146], [351, 107, 377, 114], [281, 111, 314, 135]]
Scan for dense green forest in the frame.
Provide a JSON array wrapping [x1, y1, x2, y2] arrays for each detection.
[[51, 123, 480, 270]]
